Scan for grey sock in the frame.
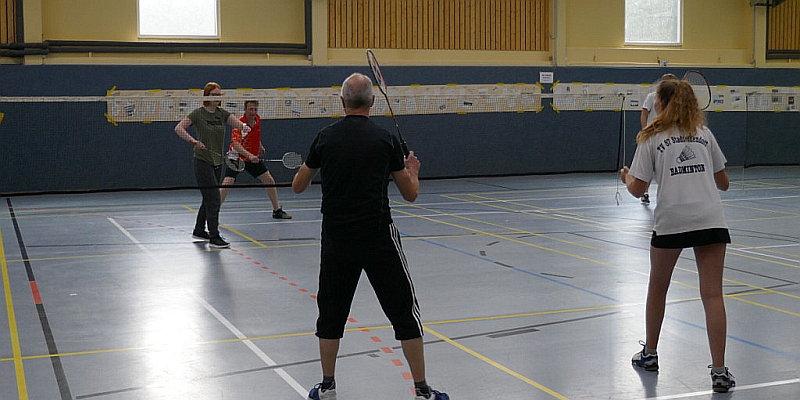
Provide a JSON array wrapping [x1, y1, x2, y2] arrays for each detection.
[[711, 366, 727, 374]]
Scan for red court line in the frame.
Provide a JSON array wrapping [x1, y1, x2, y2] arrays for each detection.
[[30, 281, 42, 305]]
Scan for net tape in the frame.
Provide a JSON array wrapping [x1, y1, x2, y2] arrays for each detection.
[[1, 90, 796, 122]]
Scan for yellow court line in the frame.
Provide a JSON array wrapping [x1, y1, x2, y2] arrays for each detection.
[[423, 196, 619, 254], [182, 205, 268, 248], [728, 215, 800, 223], [396, 199, 800, 317], [456, 191, 800, 298], [423, 325, 572, 400], [724, 202, 800, 217], [725, 248, 800, 271], [0, 225, 29, 399], [12, 292, 789, 364], [732, 245, 800, 260], [2, 232, 527, 265]]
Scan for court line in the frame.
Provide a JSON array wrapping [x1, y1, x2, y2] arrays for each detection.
[[109, 216, 307, 397], [0, 221, 29, 399], [180, 205, 269, 248], [424, 325, 572, 400], [452, 193, 800, 301], [642, 378, 800, 399], [392, 202, 800, 354], [7, 199, 72, 399], [0, 290, 785, 364], [186, 290, 307, 398], [107, 217, 155, 257]]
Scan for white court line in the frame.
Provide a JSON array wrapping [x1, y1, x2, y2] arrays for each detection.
[[736, 243, 800, 250], [729, 247, 800, 264], [643, 378, 799, 399], [187, 290, 307, 398], [107, 217, 158, 261], [109, 217, 307, 397]]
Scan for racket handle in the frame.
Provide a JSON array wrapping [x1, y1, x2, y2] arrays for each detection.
[[400, 141, 409, 157]]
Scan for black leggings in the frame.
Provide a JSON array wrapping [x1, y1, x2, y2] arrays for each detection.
[[193, 158, 222, 237]]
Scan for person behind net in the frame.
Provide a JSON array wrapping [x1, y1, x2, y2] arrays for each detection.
[[174, 82, 250, 249], [620, 79, 735, 393], [292, 73, 448, 400], [639, 73, 679, 204], [219, 100, 292, 219]]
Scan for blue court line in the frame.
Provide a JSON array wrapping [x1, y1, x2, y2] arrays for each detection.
[[411, 235, 622, 302], [399, 231, 800, 362], [666, 315, 800, 362]]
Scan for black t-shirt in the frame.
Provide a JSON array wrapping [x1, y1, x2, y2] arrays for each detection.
[[305, 115, 405, 233]]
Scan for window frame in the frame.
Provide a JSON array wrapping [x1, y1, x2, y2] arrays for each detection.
[[624, 0, 683, 46], [137, 0, 221, 40]]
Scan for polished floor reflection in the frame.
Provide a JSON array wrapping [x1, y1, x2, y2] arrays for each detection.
[[1, 166, 798, 400]]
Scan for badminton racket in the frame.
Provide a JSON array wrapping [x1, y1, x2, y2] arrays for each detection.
[[682, 70, 711, 110], [366, 49, 409, 156], [614, 95, 626, 205], [212, 150, 303, 171]]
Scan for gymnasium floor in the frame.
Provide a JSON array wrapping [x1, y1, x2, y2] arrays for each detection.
[[1, 167, 798, 400]]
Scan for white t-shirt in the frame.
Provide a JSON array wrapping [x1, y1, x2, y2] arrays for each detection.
[[629, 126, 728, 235], [642, 92, 658, 126]]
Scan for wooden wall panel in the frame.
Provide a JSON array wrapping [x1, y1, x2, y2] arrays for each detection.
[[1, 0, 16, 44], [768, 0, 800, 51], [328, 0, 549, 51]]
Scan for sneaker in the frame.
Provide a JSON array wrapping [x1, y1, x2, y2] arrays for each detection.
[[192, 231, 211, 241], [710, 366, 735, 393], [641, 193, 650, 204], [414, 387, 449, 400], [209, 236, 230, 249], [308, 383, 337, 400], [272, 208, 292, 219], [632, 341, 658, 371]]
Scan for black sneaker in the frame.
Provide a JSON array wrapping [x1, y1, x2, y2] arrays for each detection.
[[209, 236, 230, 249], [192, 231, 211, 241], [272, 208, 292, 219], [641, 193, 650, 204]]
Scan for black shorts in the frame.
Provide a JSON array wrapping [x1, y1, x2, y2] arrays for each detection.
[[315, 222, 423, 341], [224, 160, 268, 179], [651, 228, 731, 249]]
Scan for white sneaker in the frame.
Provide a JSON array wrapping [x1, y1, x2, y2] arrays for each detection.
[[414, 387, 449, 400], [308, 383, 337, 400]]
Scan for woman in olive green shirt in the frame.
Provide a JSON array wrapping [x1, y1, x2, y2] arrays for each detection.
[[174, 82, 250, 248]]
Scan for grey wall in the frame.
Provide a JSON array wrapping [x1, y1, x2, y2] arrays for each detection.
[[1, 65, 798, 194]]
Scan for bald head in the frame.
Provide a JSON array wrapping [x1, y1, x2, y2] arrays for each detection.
[[341, 73, 374, 111]]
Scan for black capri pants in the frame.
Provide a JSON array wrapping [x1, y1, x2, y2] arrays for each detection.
[[316, 222, 423, 341]]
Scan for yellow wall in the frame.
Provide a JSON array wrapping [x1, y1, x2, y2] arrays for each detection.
[[6, 0, 796, 68], [564, 0, 755, 66], [42, 0, 305, 43]]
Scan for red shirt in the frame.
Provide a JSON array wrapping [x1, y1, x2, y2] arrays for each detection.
[[230, 114, 262, 160]]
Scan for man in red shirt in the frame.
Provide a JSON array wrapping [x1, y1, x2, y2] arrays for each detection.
[[220, 100, 291, 219]]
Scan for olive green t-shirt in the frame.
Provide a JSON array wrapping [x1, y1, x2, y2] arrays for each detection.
[[188, 107, 232, 166]]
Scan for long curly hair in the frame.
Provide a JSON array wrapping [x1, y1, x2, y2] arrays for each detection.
[[637, 79, 705, 143]]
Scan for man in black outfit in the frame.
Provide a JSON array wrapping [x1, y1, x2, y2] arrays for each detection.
[[293, 73, 448, 400]]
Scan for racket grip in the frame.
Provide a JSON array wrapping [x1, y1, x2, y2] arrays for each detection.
[[400, 141, 409, 157]]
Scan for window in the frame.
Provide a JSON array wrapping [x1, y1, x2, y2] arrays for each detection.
[[138, 0, 219, 39], [625, 0, 681, 45]]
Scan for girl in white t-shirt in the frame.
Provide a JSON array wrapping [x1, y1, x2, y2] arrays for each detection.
[[620, 79, 735, 393]]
